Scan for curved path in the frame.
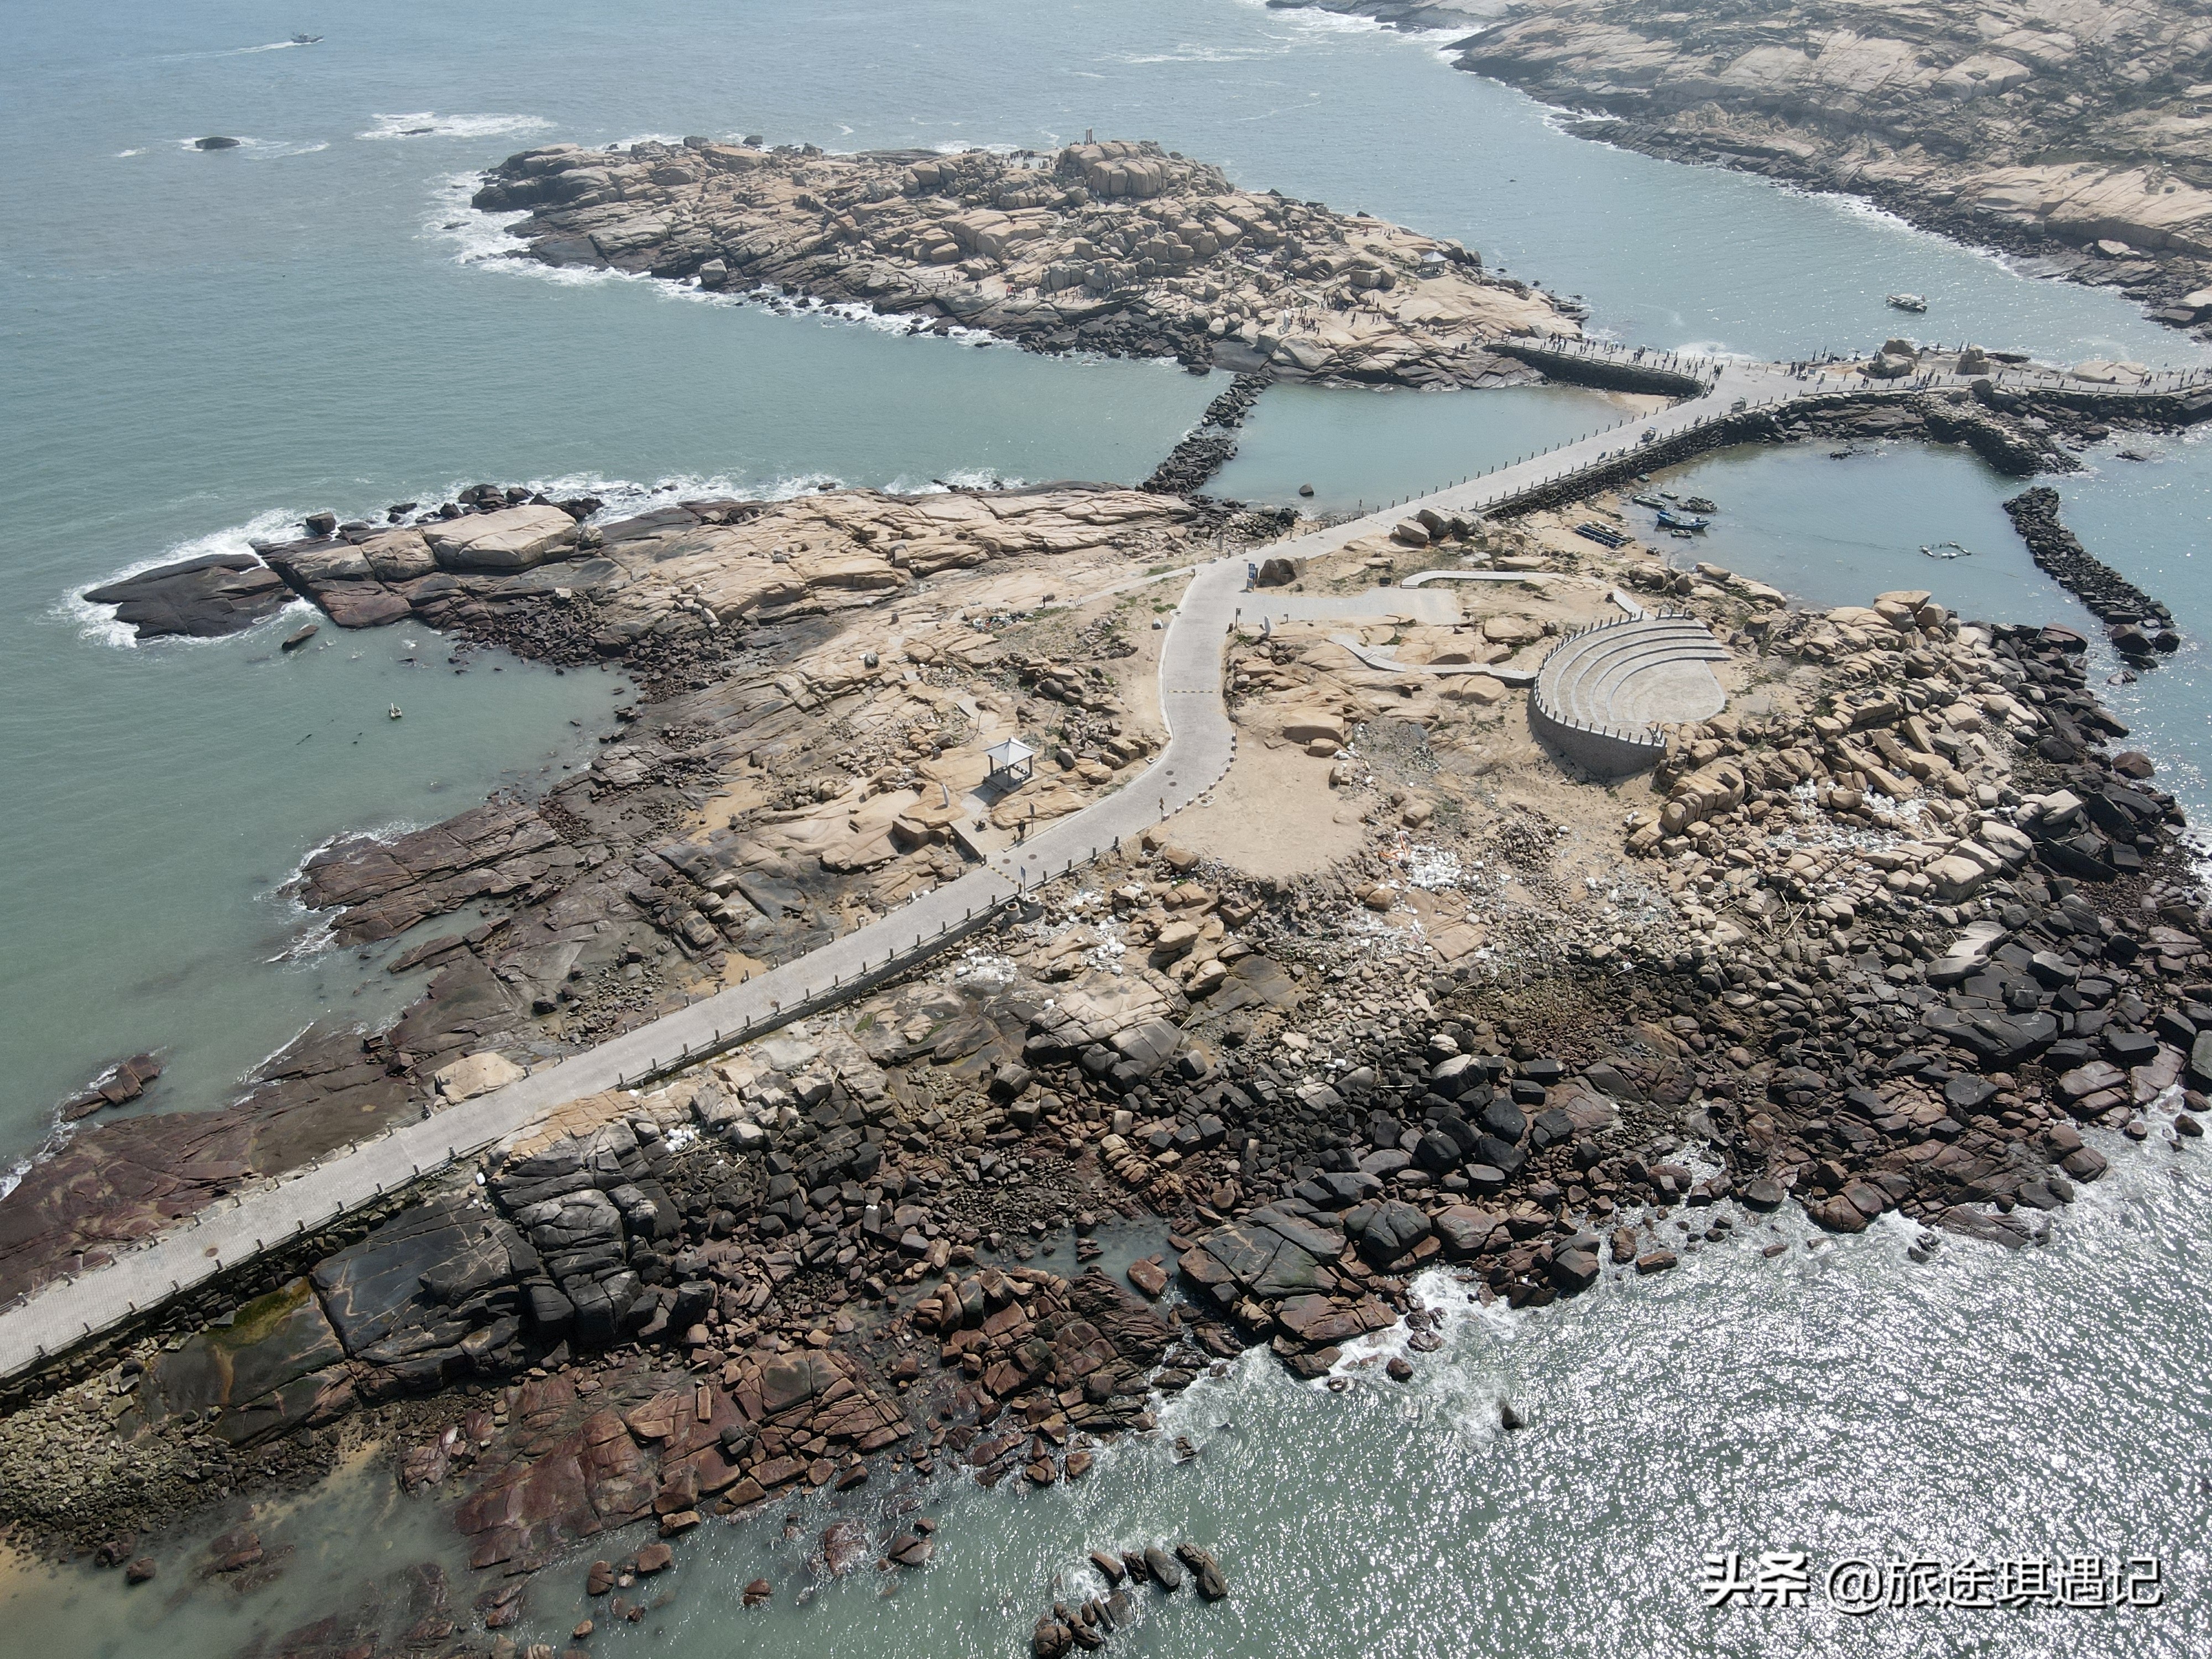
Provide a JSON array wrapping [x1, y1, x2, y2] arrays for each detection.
[[4, 346, 2203, 1380]]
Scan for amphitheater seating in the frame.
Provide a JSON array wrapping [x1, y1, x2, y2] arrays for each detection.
[[1530, 615, 1729, 774]]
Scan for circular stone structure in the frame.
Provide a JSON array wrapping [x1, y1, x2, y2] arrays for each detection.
[[1530, 614, 1729, 776]]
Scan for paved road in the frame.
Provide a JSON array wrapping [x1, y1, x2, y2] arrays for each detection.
[[4, 347, 2198, 1380]]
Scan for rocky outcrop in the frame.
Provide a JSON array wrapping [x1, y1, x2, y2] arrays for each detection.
[[0, 1026, 421, 1307], [473, 136, 1574, 383], [134, 1277, 350, 1446], [251, 483, 1202, 651], [312, 1191, 539, 1391], [82, 552, 298, 641]]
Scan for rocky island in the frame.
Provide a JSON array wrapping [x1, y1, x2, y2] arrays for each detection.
[[472, 135, 1577, 382]]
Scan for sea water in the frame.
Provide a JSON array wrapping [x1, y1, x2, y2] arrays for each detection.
[[2, 4, 2208, 1650]]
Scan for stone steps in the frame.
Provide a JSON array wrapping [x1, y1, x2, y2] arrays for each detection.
[[1530, 617, 1730, 775]]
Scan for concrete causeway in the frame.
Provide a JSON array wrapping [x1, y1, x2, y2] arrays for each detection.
[[4, 341, 2204, 1382]]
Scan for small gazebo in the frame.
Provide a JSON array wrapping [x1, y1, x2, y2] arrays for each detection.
[[983, 736, 1036, 787]]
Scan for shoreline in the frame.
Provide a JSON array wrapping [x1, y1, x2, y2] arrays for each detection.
[[6, 418, 2209, 1655], [1266, 0, 2212, 345], [12, 108, 2212, 1650]]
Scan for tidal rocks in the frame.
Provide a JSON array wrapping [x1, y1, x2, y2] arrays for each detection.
[[473, 136, 1572, 387], [137, 1277, 351, 1446], [81, 554, 295, 640], [298, 795, 574, 944], [311, 1190, 537, 1390], [1, 1024, 419, 1306]]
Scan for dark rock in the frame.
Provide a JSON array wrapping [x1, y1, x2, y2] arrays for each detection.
[[82, 554, 294, 640]]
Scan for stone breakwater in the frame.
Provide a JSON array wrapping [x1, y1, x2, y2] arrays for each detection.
[[471, 136, 1574, 384], [2001, 486, 2179, 648], [1140, 372, 1274, 497]]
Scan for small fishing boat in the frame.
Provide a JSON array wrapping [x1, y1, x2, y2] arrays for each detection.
[[388, 703, 404, 719], [291, 33, 323, 44], [1655, 508, 1708, 531], [1630, 493, 1667, 509], [1921, 540, 1972, 560], [1886, 293, 1928, 313], [1681, 496, 1718, 514]]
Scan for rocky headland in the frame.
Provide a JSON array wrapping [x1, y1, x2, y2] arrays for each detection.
[[1286, 0, 2212, 336], [471, 135, 1577, 382], [11, 401, 2212, 1659]]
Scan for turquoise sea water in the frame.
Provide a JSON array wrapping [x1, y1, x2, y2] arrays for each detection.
[[2, 4, 2208, 1651]]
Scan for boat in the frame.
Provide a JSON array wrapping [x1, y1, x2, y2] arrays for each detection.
[[1655, 508, 1708, 531], [1921, 540, 1971, 560], [388, 703, 404, 719], [290, 33, 322, 44], [1630, 493, 1667, 510], [1886, 293, 1928, 313], [1681, 496, 1718, 514]]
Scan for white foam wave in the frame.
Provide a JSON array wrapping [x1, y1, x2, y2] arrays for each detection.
[[358, 111, 555, 143], [116, 147, 146, 158], [64, 505, 299, 649], [167, 135, 329, 160], [427, 170, 1023, 353], [158, 40, 313, 61], [883, 466, 1026, 495]]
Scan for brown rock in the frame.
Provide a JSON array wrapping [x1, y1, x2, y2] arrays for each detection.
[[633, 1544, 673, 1575], [1125, 1257, 1168, 1298]]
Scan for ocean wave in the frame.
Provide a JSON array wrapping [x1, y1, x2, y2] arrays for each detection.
[[358, 111, 555, 143], [115, 147, 147, 158], [426, 171, 1021, 351], [64, 505, 302, 650], [166, 135, 330, 160]]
